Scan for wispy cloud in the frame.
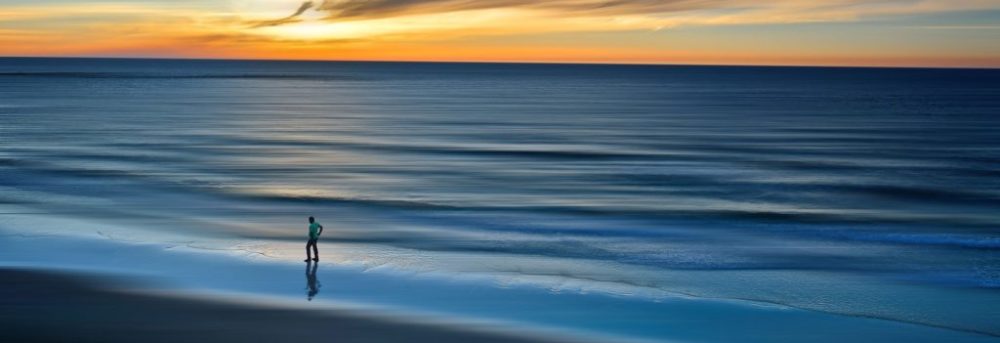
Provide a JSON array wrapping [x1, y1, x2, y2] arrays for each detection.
[[312, 0, 709, 20], [242, 0, 1000, 44], [292, 0, 999, 23], [250, 1, 316, 27]]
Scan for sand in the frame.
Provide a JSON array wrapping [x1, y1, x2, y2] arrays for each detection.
[[0, 268, 571, 343]]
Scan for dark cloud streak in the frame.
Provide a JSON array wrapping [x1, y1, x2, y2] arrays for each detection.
[[250, 0, 316, 28], [314, 0, 726, 20], [291, 0, 317, 17]]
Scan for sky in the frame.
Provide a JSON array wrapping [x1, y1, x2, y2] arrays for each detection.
[[1, 0, 998, 67]]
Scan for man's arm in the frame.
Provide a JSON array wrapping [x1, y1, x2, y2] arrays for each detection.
[[318, 225, 323, 237]]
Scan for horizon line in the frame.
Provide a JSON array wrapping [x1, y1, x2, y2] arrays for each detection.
[[2, 55, 998, 71]]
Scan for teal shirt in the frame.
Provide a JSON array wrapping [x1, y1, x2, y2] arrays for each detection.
[[309, 222, 322, 240]]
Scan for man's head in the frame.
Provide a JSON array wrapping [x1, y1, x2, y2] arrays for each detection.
[[309, 216, 314, 223]]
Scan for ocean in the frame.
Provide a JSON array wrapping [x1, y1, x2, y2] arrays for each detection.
[[1, 57, 998, 338]]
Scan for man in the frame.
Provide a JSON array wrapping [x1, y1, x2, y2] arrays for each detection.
[[305, 216, 323, 262]]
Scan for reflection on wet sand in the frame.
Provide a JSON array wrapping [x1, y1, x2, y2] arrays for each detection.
[[306, 262, 320, 301]]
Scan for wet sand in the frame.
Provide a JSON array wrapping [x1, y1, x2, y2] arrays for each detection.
[[0, 268, 573, 343], [2, 233, 998, 343]]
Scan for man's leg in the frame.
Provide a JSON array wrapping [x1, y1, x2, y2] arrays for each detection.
[[305, 240, 313, 262], [311, 239, 319, 261]]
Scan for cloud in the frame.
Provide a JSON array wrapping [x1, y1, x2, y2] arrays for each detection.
[[252, 0, 1000, 26], [242, 0, 1000, 47], [291, 1, 317, 17], [250, 1, 315, 28], [312, 0, 716, 20]]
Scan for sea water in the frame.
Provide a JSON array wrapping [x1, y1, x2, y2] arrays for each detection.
[[1, 58, 998, 337]]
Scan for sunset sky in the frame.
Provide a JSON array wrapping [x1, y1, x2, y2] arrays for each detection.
[[1, 0, 998, 67]]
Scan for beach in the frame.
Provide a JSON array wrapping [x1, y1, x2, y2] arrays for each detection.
[[1, 268, 573, 343], [2, 58, 999, 342], [1, 231, 997, 342]]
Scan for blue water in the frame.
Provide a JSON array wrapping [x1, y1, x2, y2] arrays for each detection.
[[2, 234, 996, 343], [1, 58, 999, 337]]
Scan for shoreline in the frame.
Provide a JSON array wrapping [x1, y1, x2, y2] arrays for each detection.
[[1, 231, 997, 342], [0, 268, 575, 343]]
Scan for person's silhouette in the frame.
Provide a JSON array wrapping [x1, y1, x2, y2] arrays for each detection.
[[305, 261, 320, 301], [305, 216, 323, 262]]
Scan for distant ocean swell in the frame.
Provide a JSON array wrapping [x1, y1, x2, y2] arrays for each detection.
[[2, 149, 997, 231], [0, 71, 363, 81]]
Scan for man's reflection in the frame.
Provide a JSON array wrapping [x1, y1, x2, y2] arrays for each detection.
[[305, 261, 320, 301]]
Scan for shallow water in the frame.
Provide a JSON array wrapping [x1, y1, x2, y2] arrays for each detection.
[[3, 234, 997, 343], [1, 57, 999, 336]]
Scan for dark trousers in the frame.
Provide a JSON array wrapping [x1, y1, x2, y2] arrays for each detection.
[[306, 238, 318, 260]]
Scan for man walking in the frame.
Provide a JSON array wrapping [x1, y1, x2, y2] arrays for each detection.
[[305, 216, 323, 262]]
